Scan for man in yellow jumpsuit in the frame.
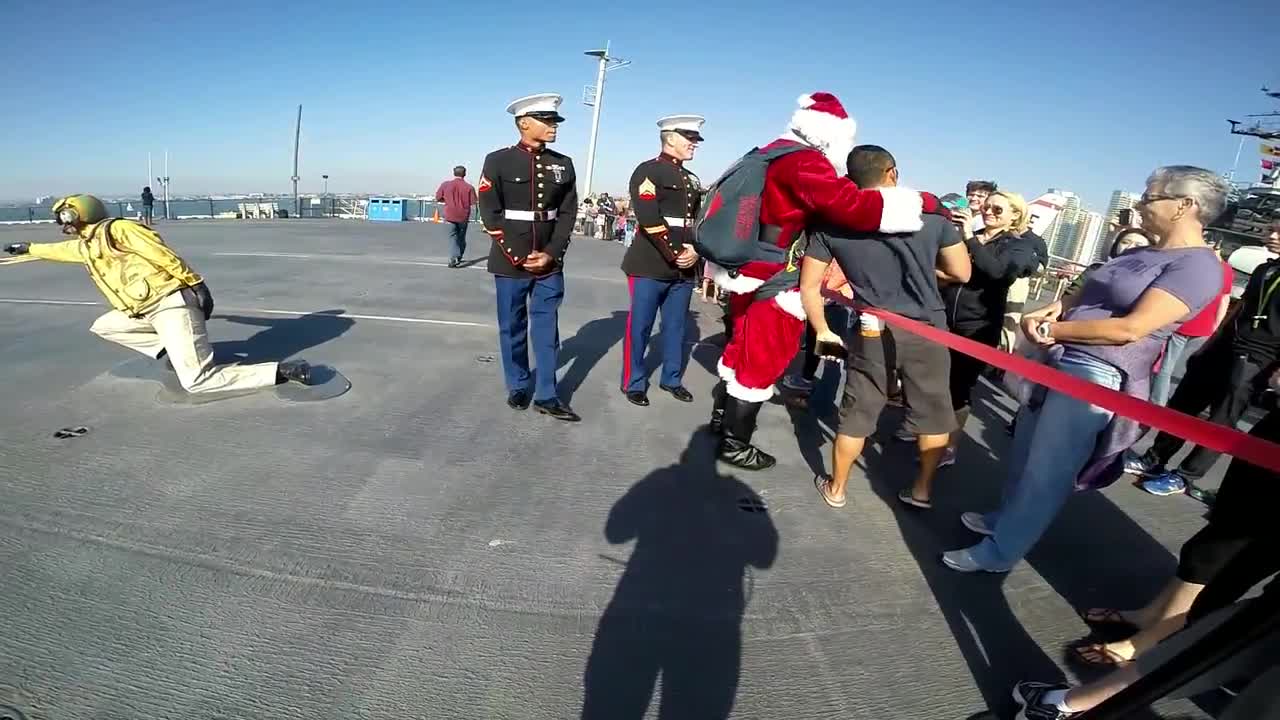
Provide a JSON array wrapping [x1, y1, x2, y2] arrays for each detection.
[[4, 194, 312, 393]]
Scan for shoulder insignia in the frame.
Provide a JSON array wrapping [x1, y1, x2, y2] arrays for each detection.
[[638, 178, 657, 200], [478, 175, 493, 192]]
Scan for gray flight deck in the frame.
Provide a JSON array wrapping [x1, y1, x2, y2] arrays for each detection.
[[0, 220, 1232, 719]]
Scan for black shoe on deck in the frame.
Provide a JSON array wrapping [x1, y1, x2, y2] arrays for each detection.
[[660, 385, 694, 403], [624, 391, 650, 407], [717, 436, 776, 471], [278, 360, 313, 385], [534, 399, 581, 422], [507, 390, 531, 410]]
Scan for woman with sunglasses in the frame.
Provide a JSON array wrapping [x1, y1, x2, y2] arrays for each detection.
[[938, 191, 1043, 466], [942, 166, 1230, 573]]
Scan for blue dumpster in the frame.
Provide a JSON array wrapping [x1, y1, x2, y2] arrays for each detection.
[[367, 197, 409, 222]]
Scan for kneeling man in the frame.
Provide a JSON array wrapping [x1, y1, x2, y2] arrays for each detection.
[[5, 194, 312, 393]]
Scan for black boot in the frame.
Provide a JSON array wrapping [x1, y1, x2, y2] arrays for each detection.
[[717, 396, 776, 471], [278, 359, 313, 385], [709, 380, 727, 434]]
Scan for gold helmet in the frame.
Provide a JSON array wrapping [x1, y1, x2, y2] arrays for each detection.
[[51, 194, 109, 233]]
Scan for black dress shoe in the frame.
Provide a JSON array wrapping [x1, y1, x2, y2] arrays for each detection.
[[507, 390, 531, 410], [277, 359, 313, 385], [625, 391, 650, 406], [533, 399, 581, 422], [659, 385, 694, 403]]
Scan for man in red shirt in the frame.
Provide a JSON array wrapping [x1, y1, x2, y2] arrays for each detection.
[[1149, 249, 1233, 406], [435, 166, 478, 268]]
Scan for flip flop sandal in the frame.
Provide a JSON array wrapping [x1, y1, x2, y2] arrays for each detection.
[[52, 426, 90, 439], [813, 474, 846, 509], [1069, 642, 1132, 668], [897, 489, 932, 509], [1078, 607, 1139, 635]]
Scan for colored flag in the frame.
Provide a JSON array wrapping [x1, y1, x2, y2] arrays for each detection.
[[1264, 159, 1276, 170]]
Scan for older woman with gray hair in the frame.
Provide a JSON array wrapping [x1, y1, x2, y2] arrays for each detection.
[[943, 166, 1231, 573]]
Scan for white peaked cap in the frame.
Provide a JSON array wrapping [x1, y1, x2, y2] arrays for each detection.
[[506, 93, 564, 118], [657, 115, 705, 137]]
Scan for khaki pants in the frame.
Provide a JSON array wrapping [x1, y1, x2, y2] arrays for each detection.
[[91, 290, 279, 394]]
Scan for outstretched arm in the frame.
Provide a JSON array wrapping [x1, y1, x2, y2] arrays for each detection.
[[22, 238, 84, 263], [788, 152, 924, 234]]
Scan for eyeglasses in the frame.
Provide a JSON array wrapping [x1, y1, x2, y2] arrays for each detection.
[[1137, 193, 1182, 205], [984, 206, 1006, 217]]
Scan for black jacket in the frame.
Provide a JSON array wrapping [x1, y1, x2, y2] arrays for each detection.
[[943, 230, 1046, 333], [478, 143, 579, 278], [620, 154, 701, 280]]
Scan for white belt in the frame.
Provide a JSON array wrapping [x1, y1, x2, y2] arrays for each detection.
[[663, 217, 689, 227], [504, 209, 558, 221]]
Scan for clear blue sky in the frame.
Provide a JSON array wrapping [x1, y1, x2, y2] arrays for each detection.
[[1, 0, 1275, 212]]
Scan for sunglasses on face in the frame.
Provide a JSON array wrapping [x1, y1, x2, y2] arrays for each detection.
[[1137, 193, 1181, 205], [984, 206, 1007, 217]]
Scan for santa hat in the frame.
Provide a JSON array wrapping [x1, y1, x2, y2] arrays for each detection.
[[784, 92, 858, 175]]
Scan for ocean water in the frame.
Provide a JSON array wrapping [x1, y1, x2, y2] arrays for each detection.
[[0, 197, 444, 223]]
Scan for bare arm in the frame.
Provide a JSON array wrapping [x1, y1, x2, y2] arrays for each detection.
[[936, 242, 972, 284], [800, 255, 834, 336], [1047, 287, 1191, 345]]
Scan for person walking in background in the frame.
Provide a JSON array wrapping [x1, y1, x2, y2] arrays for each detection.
[[1148, 240, 1233, 406], [597, 192, 617, 240], [478, 93, 581, 422], [141, 186, 155, 226], [435, 165, 477, 268], [619, 115, 705, 407]]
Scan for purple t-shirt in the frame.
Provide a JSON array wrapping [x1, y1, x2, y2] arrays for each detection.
[[1063, 246, 1223, 375]]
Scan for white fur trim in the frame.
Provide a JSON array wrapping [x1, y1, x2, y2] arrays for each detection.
[[717, 359, 777, 403], [708, 263, 766, 294], [877, 187, 924, 234], [788, 108, 857, 176], [772, 289, 807, 320]]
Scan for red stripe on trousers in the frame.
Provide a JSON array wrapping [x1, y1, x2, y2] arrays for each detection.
[[622, 275, 635, 390]]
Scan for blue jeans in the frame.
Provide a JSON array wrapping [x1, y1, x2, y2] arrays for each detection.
[[970, 351, 1122, 570], [622, 277, 694, 393], [1149, 332, 1198, 407], [448, 221, 468, 262], [495, 273, 564, 402]]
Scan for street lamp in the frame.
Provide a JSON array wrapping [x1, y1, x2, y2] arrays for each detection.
[[322, 174, 330, 218], [582, 42, 630, 199]]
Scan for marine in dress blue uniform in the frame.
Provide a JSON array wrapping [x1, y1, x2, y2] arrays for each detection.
[[619, 115, 706, 406], [479, 93, 581, 421]]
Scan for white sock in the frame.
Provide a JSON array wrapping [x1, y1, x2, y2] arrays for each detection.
[[1040, 689, 1074, 713]]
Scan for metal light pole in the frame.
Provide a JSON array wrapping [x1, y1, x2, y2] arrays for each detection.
[[160, 150, 170, 220], [291, 104, 302, 219], [581, 42, 630, 199], [322, 174, 329, 217]]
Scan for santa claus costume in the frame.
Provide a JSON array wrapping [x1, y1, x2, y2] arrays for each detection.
[[709, 92, 931, 470]]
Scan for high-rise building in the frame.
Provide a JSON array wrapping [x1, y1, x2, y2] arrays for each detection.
[[1044, 191, 1085, 260], [1093, 190, 1140, 262], [1075, 211, 1105, 265]]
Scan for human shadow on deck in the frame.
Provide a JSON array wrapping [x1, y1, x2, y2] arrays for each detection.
[[212, 309, 355, 363], [557, 311, 629, 402], [581, 430, 778, 719], [858, 380, 1174, 719]]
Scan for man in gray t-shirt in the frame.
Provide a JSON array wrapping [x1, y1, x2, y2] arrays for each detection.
[[800, 145, 971, 512]]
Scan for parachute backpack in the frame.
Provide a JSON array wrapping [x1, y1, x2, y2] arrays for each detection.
[[692, 143, 808, 272]]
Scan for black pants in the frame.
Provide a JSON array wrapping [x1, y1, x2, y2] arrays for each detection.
[[1143, 341, 1266, 481], [947, 323, 1001, 411], [800, 306, 851, 380], [1181, 409, 1280, 623]]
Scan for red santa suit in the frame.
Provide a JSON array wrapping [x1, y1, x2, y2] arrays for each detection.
[[709, 92, 930, 471]]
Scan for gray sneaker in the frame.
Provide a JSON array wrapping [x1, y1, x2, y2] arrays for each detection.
[[1012, 681, 1075, 719], [1121, 450, 1156, 476], [961, 511, 994, 536], [781, 374, 814, 395]]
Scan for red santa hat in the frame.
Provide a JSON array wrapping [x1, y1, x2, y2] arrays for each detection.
[[785, 92, 858, 174]]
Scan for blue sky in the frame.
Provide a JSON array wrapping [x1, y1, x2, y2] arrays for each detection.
[[1, 0, 1275, 212]]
